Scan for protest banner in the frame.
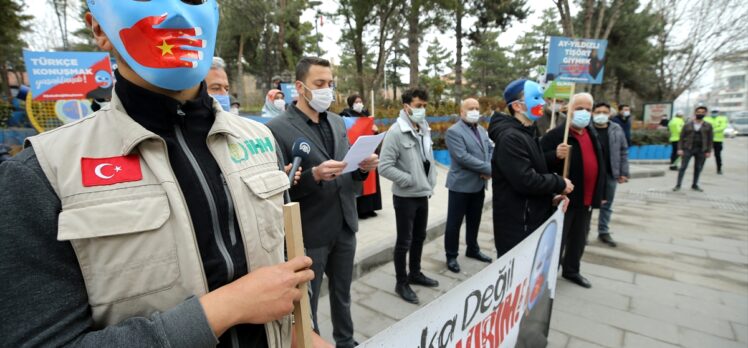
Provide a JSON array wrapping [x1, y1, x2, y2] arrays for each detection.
[[23, 50, 113, 102], [361, 208, 565, 348], [643, 102, 673, 129], [546, 37, 608, 85]]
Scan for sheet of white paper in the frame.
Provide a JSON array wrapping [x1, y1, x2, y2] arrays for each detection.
[[342, 132, 387, 173]]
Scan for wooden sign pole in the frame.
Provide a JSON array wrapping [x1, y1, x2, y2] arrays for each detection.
[[550, 98, 557, 133], [562, 84, 576, 179], [283, 202, 313, 348]]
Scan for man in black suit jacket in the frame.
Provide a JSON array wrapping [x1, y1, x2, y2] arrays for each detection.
[[267, 57, 378, 348]]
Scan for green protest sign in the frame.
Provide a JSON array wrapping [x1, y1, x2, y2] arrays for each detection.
[[544, 80, 574, 100]]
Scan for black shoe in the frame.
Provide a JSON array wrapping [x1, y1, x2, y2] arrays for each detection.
[[395, 282, 419, 304], [669, 165, 678, 171], [563, 273, 592, 288], [466, 251, 492, 263], [718, 170, 723, 175], [369, 211, 378, 217], [691, 185, 704, 192], [446, 258, 460, 273], [598, 234, 617, 247], [408, 272, 439, 287], [672, 186, 681, 192]]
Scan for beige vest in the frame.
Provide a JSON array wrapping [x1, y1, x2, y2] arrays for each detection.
[[27, 93, 292, 347]]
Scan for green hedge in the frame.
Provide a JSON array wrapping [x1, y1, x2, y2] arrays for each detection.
[[631, 129, 670, 146]]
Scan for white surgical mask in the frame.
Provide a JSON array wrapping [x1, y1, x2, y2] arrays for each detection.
[[408, 106, 427, 124], [593, 113, 610, 125], [229, 106, 239, 115], [302, 83, 334, 113], [572, 110, 591, 128], [465, 110, 481, 123], [622, 111, 631, 117], [273, 99, 286, 111], [353, 102, 364, 113]]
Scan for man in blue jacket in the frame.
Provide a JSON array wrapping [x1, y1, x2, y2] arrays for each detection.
[[443, 98, 494, 273]]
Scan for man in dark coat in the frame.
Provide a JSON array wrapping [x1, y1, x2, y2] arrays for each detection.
[[542, 93, 606, 289], [489, 79, 573, 258]]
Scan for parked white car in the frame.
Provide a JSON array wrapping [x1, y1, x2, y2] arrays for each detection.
[[732, 117, 748, 136]]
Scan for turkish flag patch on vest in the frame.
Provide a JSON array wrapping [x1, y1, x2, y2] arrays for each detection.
[[81, 155, 143, 187]]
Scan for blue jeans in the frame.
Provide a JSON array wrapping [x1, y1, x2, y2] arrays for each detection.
[[598, 175, 618, 235]]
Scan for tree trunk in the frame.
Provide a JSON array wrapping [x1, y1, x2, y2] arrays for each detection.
[[278, 0, 287, 70], [583, 0, 595, 38], [615, 77, 622, 103], [454, 2, 463, 104], [601, 0, 623, 40], [0, 62, 10, 101], [407, 0, 420, 88], [236, 34, 246, 106], [593, 0, 606, 39], [354, 26, 365, 96]]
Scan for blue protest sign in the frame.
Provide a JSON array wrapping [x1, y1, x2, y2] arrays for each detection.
[[280, 83, 298, 105], [545, 37, 608, 85], [23, 50, 113, 101]]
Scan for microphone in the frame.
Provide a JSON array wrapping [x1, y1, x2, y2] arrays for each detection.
[[288, 137, 312, 184], [284, 138, 312, 203]]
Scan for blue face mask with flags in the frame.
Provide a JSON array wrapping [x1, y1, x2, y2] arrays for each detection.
[[87, 0, 219, 91], [211, 94, 230, 112]]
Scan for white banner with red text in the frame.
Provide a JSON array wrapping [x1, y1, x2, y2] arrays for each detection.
[[361, 207, 564, 348]]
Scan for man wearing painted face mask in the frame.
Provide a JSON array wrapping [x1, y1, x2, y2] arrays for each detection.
[[206, 56, 232, 113], [673, 106, 713, 192], [443, 98, 494, 273], [541, 93, 606, 289], [267, 57, 379, 348], [589, 102, 629, 248], [0, 2, 333, 348], [489, 79, 573, 258], [379, 87, 439, 304], [612, 104, 633, 146]]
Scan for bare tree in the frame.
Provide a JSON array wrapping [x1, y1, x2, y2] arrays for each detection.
[[553, 0, 575, 37], [371, 1, 406, 93], [50, 0, 70, 50], [654, 0, 748, 100]]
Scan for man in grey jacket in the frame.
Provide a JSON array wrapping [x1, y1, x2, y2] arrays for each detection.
[[379, 87, 439, 304], [443, 98, 493, 273], [590, 102, 629, 247]]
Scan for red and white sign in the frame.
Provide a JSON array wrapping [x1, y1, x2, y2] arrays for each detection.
[[81, 155, 142, 187]]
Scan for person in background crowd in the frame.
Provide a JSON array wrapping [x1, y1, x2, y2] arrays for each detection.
[[611, 104, 633, 146], [1, 2, 330, 347], [590, 102, 629, 248], [272, 75, 283, 91], [536, 98, 567, 137], [206, 57, 231, 112], [668, 110, 686, 170], [379, 87, 439, 304], [542, 93, 605, 289], [340, 94, 370, 117], [340, 94, 383, 219], [704, 108, 728, 174], [229, 94, 240, 115], [443, 98, 494, 273], [261, 89, 286, 118], [674, 106, 713, 192], [267, 57, 378, 348], [490, 79, 572, 259]]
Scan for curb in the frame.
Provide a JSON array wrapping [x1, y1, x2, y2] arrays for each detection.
[[317, 196, 492, 298]]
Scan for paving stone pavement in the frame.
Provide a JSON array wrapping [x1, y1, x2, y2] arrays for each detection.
[[316, 136, 748, 347]]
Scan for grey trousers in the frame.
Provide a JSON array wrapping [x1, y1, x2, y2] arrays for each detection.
[[307, 226, 357, 348]]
